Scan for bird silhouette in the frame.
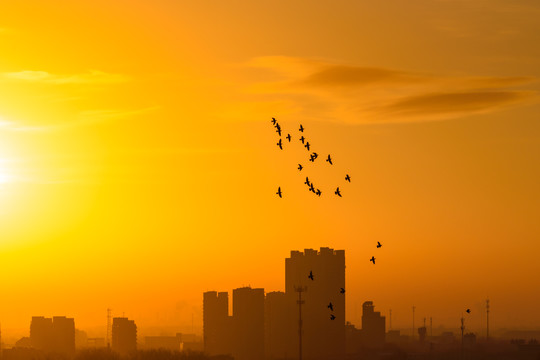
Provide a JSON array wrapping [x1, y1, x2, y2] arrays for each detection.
[[305, 142, 310, 151], [276, 187, 282, 198], [466, 309, 471, 314], [328, 302, 334, 311], [276, 126, 282, 136], [377, 241, 382, 248], [286, 134, 291, 142], [312, 152, 318, 159], [300, 136, 305, 144], [310, 183, 315, 193], [335, 187, 342, 197], [370, 256, 376, 264], [299, 124, 304, 132], [345, 174, 351, 182], [308, 271, 314, 280], [304, 177, 310, 186], [340, 288, 345, 294], [277, 138, 283, 150], [309, 154, 315, 162], [271, 118, 277, 125], [330, 314, 336, 320], [298, 164, 303, 171], [326, 154, 333, 165], [316, 189, 321, 197]]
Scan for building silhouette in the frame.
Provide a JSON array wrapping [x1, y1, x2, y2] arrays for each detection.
[[203, 247, 346, 360], [285, 248, 346, 360], [232, 287, 265, 360], [361, 301, 385, 348], [30, 316, 75, 355], [203, 291, 231, 356], [112, 317, 137, 355], [265, 291, 295, 360]]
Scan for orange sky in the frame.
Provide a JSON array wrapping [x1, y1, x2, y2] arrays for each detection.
[[1, 0, 540, 342]]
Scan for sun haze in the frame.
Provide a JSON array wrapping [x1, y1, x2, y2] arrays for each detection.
[[0, 0, 539, 342]]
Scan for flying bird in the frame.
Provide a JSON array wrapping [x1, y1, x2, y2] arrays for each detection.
[[335, 187, 342, 197], [276, 187, 282, 198], [305, 142, 310, 151], [377, 241, 382, 248], [286, 134, 291, 142], [345, 174, 351, 182], [312, 152, 318, 159], [466, 309, 471, 314], [299, 124, 304, 132], [370, 256, 376, 264], [277, 139, 283, 150], [340, 288, 345, 294], [309, 154, 315, 162], [276, 126, 282, 136], [298, 164, 303, 171], [300, 136, 305, 144], [308, 271, 314, 281], [326, 154, 333, 165], [305, 177, 310, 186], [330, 314, 336, 320], [310, 183, 315, 193], [316, 189, 321, 197], [328, 302, 334, 311], [271, 118, 277, 125]]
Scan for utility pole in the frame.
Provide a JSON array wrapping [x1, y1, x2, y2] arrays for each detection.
[[460, 315, 465, 360], [412, 306, 416, 340], [486, 298, 490, 342], [295, 286, 307, 360], [107, 308, 112, 348]]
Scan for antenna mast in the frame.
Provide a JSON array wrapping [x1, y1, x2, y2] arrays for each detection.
[[295, 286, 307, 360]]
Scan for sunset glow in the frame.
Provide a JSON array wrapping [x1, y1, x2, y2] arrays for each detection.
[[1, 0, 539, 349]]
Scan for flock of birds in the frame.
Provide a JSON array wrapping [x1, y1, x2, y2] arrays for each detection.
[[271, 118, 473, 322], [272, 118, 350, 200], [271, 117, 383, 268]]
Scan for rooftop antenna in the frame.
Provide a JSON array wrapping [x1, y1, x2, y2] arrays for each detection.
[[486, 298, 490, 342], [294, 286, 307, 360]]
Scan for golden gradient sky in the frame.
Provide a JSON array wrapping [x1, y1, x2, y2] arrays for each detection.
[[1, 0, 540, 341]]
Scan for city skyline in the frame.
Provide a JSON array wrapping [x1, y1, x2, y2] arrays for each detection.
[[1, 0, 540, 348]]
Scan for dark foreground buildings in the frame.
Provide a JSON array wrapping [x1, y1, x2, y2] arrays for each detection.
[[204, 247, 346, 360]]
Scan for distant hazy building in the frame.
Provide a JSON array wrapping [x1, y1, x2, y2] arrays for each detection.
[[361, 301, 385, 348], [112, 317, 137, 355], [52, 316, 75, 354], [145, 336, 180, 351], [30, 316, 75, 355], [203, 291, 231, 356], [285, 247, 346, 360], [30, 317, 53, 351], [232, 287, 265, 360]]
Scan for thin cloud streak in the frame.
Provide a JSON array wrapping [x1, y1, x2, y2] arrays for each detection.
[[241, 56, 538, 123], [2, 70, 129, 84]]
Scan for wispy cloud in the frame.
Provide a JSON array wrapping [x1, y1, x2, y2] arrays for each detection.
[[2, 70, 128, 84], [241, 56, 538, 123], [0, 106, 160, 133]]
